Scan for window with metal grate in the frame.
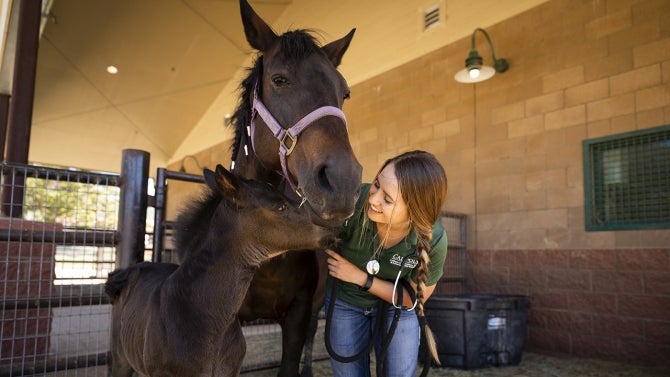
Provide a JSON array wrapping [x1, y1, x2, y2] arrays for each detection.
[[583, 125, 670, 231]]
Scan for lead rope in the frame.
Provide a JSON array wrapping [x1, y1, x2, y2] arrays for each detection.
[[376, 283, 404, 377], [324, 279, 430, 377], [376, 279, 430, 377], [324, 282, 386, 363]]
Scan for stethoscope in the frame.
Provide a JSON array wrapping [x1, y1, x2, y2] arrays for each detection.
[[390, 252, 419, 310], [325, 250, 422, 377], [367, 225, 419, 311]]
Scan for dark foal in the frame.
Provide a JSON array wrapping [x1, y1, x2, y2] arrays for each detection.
[[105, 165, 334, 377]]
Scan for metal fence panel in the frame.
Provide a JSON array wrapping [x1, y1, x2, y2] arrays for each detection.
[[1, 162, 120, 376]]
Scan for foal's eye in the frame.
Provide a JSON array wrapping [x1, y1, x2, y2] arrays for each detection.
[[271, 75, 289, 87], [277, 203, 287, 213]]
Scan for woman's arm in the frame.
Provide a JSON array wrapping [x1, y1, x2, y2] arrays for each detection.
[[325, 249, 436, 307]]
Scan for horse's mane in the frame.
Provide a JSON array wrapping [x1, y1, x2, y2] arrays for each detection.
[[230, 29, 324, 162], [173, 188, 221, 258]]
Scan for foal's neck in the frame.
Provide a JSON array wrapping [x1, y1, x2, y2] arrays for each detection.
[[169, 227, 260, 319]]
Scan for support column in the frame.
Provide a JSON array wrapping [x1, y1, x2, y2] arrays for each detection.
[[2, 0, 41, 217], [116, 149, 150, 269]]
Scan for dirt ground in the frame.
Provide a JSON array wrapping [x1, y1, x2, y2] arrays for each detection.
[[244, 353, 670, 377], [37, 318, 669, 377], [239, 319, 669, 377]]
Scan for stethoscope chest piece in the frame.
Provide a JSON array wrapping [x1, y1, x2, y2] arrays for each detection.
[[366, 260, 380, 275]]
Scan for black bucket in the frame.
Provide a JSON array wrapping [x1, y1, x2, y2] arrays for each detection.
[[424, 294, 532, 370]]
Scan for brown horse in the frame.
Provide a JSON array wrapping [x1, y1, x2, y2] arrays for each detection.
[[184, 1, 361, 376], [105, 165, 335, 377]]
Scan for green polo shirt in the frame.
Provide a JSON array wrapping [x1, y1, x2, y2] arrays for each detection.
[[327, 184, 448, 308]]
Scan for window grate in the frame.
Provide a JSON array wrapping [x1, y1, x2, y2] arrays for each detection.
[[583, 125, 670, 231]]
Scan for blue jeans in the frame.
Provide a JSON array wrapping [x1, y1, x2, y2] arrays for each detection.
[[325, 293, 420, 377]]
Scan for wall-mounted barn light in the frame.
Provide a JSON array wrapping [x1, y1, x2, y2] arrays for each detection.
[[454, 27, 508, 83]]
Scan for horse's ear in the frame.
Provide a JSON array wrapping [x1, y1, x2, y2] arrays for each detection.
[[204, 165, 238, 198], [239, 0, 278, 52], [322, 28, 355, 68]]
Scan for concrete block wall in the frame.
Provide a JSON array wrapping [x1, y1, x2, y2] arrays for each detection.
[[340, 0, 670, 366]]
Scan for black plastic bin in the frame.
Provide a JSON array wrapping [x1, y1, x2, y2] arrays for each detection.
[[424, 294, 532, 370]]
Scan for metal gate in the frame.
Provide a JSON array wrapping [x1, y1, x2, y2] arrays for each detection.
[[0, 160, 122, 376]]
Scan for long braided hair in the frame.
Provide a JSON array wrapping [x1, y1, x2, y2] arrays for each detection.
[[373, 150, 448, 363]]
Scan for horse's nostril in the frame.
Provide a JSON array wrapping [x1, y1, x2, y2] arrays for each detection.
[[317, 165, 332, 191]]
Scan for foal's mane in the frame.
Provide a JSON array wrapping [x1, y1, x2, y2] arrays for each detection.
[[173, 189, 222, 257], [230, 29, 325, 162]]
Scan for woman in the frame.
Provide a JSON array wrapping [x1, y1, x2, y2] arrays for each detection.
[[324, 150, 448, 377]]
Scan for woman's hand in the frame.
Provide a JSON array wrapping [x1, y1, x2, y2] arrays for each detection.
[[324, 249, 368, 287]]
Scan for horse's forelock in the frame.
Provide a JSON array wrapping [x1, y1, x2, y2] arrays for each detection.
[[278, 29, 321, 61], [230, 29, 322, 162]]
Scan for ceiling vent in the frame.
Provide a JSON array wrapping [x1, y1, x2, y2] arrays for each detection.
[[423, 5, 441, 31]]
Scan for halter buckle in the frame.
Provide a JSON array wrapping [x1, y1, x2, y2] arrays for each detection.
[[280, 131, 298, 156]]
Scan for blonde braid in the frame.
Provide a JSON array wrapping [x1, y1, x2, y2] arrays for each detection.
[[416, 231, 440, 365]]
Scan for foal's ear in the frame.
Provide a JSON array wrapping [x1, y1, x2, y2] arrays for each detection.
[[322, 28, 355, 68], [204, 165, 238, 198], [240, 0, 278, 52]]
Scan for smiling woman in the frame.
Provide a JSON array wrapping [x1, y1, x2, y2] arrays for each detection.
[[324, 150, 448, 377]]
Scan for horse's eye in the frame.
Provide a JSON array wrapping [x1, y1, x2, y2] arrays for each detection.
[[271, 75, 288, 87], [343, 91, 351, 100]]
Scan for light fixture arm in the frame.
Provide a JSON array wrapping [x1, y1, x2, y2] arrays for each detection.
[[179, 155, 203, 173], [470, 28, 508, 73]]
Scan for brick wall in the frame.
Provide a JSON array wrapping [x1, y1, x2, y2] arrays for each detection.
[[0, 219, 59, 365], [181, 0, 669, 366], [469, 248, 670, 365]]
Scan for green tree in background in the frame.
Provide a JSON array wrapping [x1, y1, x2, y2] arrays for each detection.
[[23, 177, 120, 229]]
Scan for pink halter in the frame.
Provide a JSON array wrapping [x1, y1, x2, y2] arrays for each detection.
[[249, 84, 347, 200]]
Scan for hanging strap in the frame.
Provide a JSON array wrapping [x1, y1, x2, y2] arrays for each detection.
[[324, 282, 385, 363]]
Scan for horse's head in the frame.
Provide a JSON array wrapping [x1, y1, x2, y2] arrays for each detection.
[[233, 0, 362, 228], [204, 165, 336, 264]]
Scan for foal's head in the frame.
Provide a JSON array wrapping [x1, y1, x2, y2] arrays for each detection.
[[204, 165, 335, 266]]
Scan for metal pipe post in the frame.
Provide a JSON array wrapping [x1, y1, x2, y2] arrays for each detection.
[[151, 167, 167, 262], [116, 149, 150, 269]]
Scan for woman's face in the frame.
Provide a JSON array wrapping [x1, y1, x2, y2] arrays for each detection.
[[367, 163, 410, 228]]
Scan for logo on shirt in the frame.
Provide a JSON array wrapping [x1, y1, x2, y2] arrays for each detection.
[[390, 254, 418, 269]]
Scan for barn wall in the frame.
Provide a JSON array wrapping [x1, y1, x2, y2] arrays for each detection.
[[178, 0, 670, 366], [341, 0, 670, 366]]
